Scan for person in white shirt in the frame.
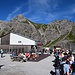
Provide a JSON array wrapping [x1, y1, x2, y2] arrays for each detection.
[[0, 49, 3, 58]]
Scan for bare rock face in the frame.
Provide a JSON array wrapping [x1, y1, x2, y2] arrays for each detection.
[[0, 14, 41, 41], [0, 14, 75, 49], [10, 14, 27, 22], [45, 24, 60, 42], [71, 23, 75, 36], [45, 19, 73, 43]]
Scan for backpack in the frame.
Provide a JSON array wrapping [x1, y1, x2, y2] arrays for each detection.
[[55, 56, 60, 67], [59, 63, 67, 75]]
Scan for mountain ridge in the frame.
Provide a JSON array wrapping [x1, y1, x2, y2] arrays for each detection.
[[0, 14, 75, 50]]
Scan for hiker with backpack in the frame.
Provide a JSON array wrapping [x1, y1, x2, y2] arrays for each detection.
[[53, 53, 62, 75], [60, 56, 70, 75], [66, 55, 73, 74], [55, 56, 60, 75], [71, 55, 75, 75]]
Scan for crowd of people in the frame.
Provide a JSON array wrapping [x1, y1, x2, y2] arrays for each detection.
[[11, 51, 37, 62], [1, 47, 75, 75], [53, 49, 75, 75]]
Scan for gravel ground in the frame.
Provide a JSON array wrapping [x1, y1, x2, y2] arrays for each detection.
[[0, 54, 55, 75]]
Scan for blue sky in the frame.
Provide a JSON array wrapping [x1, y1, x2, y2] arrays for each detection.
[[0, 0, 75, 24]]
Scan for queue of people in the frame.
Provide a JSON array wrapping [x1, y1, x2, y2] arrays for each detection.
[[53, 49, 75, 75]]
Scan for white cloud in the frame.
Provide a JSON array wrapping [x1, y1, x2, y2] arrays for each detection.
[[22, 0, 59, 23], [72, 8, 75, 13], [23, 0, 59, 15], [6, 7, 22, 21], [29, 16, 41, 22], [22, 2, 31, 15], [68, 4, 75, 14], [45, 13, 57, 23], [5, 0, 59, 23]]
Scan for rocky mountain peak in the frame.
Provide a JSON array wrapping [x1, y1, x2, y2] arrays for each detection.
[[51, 19, 72, 24], [10, 14, 27, 22]]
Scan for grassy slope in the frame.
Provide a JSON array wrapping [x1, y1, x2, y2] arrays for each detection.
[[44, 32, 69, 47]]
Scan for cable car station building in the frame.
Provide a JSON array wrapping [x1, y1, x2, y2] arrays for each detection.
[[0, 33, 36, 53]]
